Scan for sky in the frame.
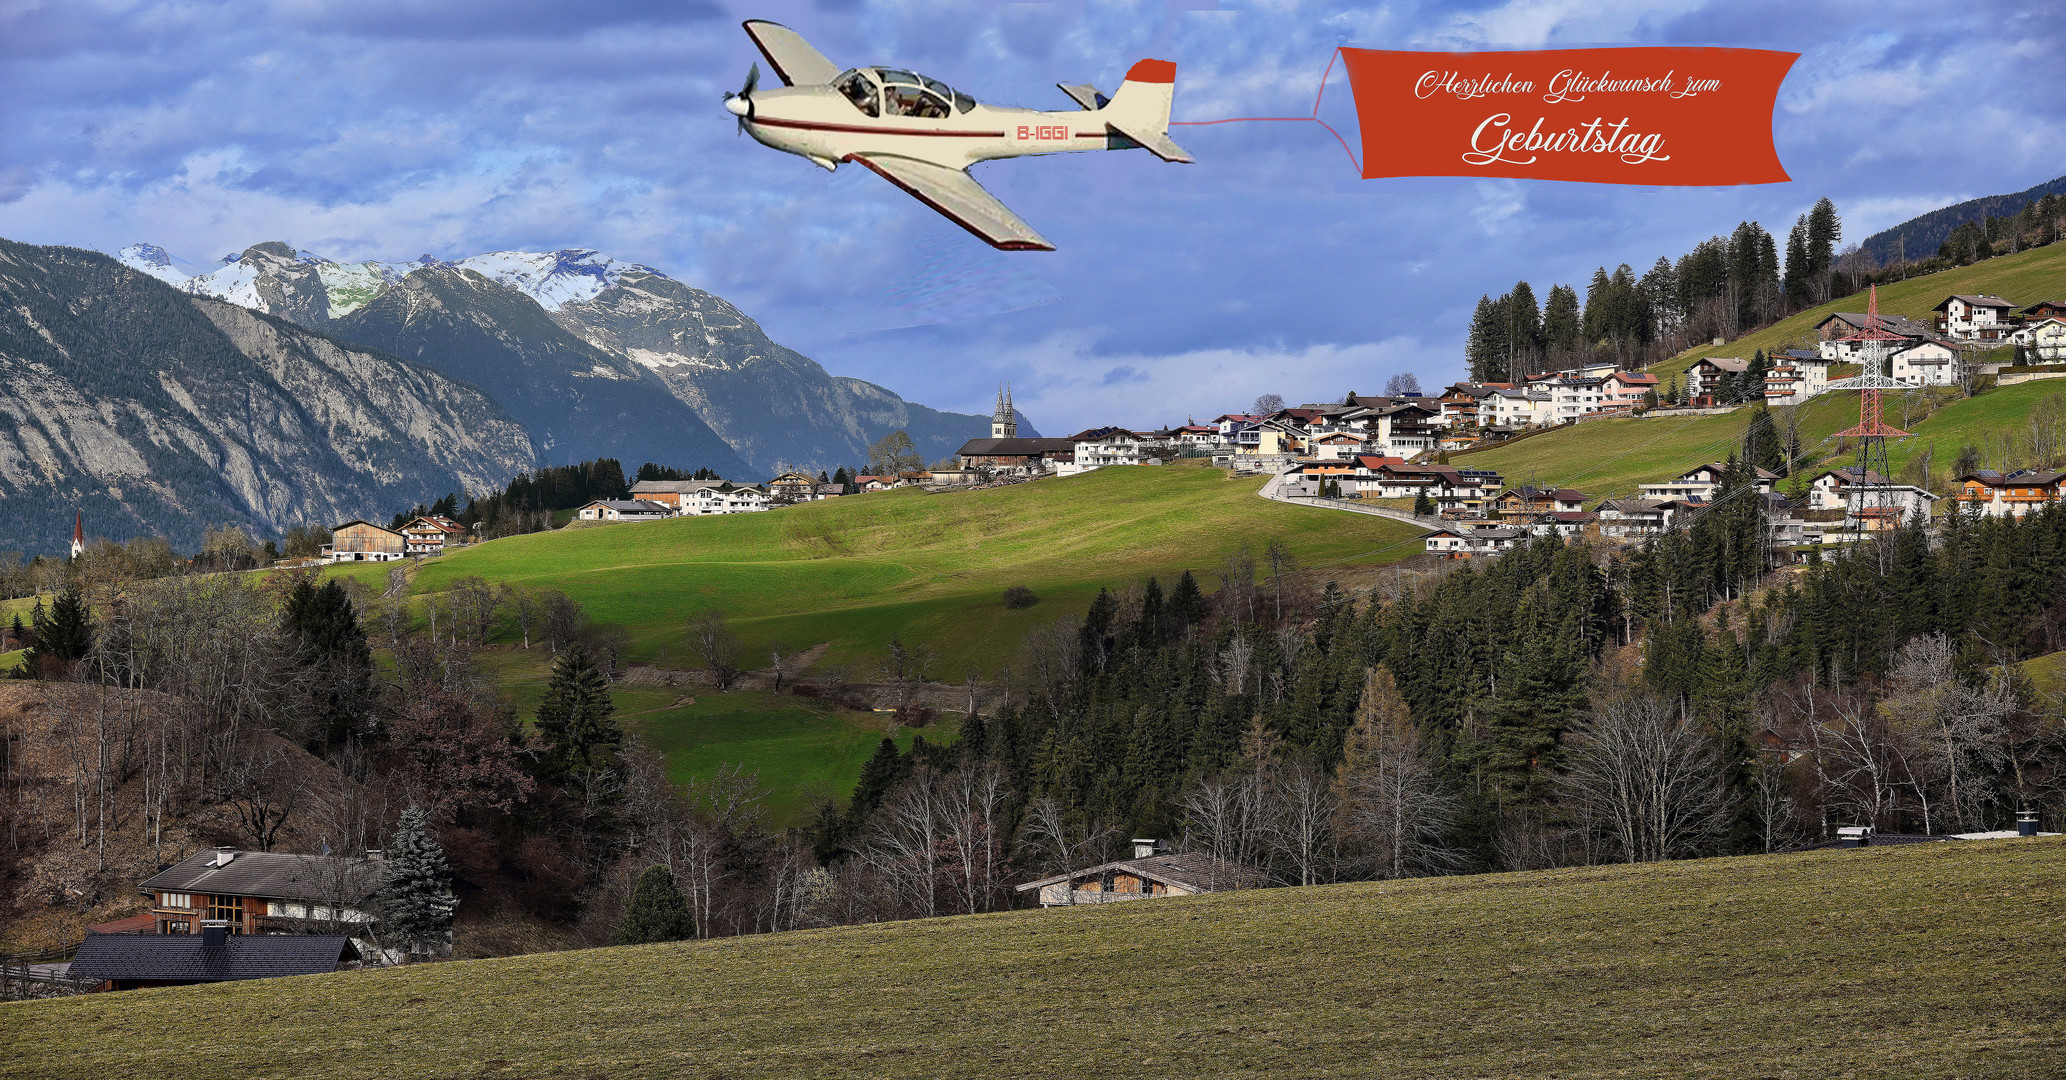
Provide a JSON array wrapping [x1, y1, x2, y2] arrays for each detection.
[[3, 0, 2063, 434]]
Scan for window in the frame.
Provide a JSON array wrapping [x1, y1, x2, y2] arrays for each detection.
[[834, 69, 880, 116], [158, 891, 193, 909], [208, 894, 242, 929], [878, 69, 951, 118]]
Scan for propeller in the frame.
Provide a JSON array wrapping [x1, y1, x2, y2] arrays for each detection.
[[723, 63, 760, 133]]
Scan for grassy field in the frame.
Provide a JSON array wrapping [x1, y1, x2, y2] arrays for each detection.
[[7, 837, 2062, 1079], [1650, 239, 2066, 383], [332, 466, 1423, 679], [1461, 392, 1857, 498]]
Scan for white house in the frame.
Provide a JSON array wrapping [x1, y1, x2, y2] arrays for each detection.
[[1685, 357, 1748, 400], [1484, 388, 1552, 428], [1065, 426, 1148, 471], [1805, 466, 1939, 527], [1309, 432, 1368, 460], [2009, 317, 2066, 361], [1888, 339, 1961, 386], [576, 499, 674, 522], [1932, 294, 2018, 343], [1639, 462, 1779, 502], [1421, 525, 1527, 559], [1763, 352, 1837, 405], [1596, 498, 1673, 539]]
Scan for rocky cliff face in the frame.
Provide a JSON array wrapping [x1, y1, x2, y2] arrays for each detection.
[[137, 241, 1007, 476], [332, 268, 752, 475], [0, 240, 535, 555]]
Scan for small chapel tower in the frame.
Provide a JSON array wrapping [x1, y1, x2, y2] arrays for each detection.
[[991, 384, 1018, 439], [69, 511, 84, 560]]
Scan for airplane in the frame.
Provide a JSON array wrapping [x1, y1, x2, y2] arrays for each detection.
[[723, 20, 1191, 251]]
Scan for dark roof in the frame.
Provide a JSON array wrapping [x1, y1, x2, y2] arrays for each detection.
[[1933, 294, 2015, 310], [67, 932, 358, 983], [583, 499, 671, 513], [957, 437, 1075, 456], [1819, 311, 1936, 339], [629, 479, 725, 493], [1015, 851, 1256, 893], [143, 848, 383, 905]]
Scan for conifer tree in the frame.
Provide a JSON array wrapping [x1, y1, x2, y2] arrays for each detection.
[[374, 805, 457, 958], [280, 577, 373, 747], [612, 865, 695, 945], [21, 584, 92, 677], [1169, 571, 1205, 631], [1413, 490, 1437, 517], [533, 642, 622, 783], [847, 737, 903, 826]]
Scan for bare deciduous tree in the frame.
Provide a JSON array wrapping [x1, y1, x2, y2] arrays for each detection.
[[689, 610, 742, 690], [1336, 667, 1464, 878], [1561, 693, 1734, 863]]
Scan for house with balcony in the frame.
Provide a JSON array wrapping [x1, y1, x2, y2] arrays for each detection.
[[138, 847, 408, 963], [399, 515, 467, 556], [1888, 339, 1962, 386], [1638, 462, 1779, 502], [1953, 470, 2066, 518], [1420, 524, 1529, 559], [1933, 294, 2019, 343], [2009, 317, 2066, 361], [1814, 311, 1940, 362], [1685, 357, 1748, 401], [575, 498, 674, 522]]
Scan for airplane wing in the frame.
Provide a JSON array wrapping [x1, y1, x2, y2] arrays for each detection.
[[848, 154, 1055, 252], [742, 20, 842, 86]]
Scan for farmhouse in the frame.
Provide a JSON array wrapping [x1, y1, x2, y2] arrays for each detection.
[[399, 515, 467, 556], [1014, 840, 1252, 907], [1490, 486, 1590, 524], [65, 928, 361, 992], [1933, 294, 2018, 342], [139, 847, 400, 961], [957, 437, 1075, 474], [321, 520, 405, 563], [1420, 525, 1528, 559], [575, 499, 673, 522]]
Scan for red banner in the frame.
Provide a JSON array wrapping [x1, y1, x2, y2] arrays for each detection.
[[1339, 47, 1796, 185]]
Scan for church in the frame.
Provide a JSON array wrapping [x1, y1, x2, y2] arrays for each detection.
[[955, 386, 1073, 475]]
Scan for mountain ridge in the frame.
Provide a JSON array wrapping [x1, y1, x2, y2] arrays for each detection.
[[115, 241, 1010, 473]]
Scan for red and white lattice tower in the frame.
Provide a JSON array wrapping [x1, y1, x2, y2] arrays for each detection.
[[1826, 285, 1912, 534]]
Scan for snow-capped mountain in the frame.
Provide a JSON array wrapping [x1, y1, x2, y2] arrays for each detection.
[[115, 243, 209, 286], [102, 240, 1004, 474]]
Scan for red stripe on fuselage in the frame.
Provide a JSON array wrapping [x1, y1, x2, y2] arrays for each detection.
[[752, 117, 1008, 138]]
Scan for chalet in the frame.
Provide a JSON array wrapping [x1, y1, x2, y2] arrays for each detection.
[[576, 499, 674, 522], [321, 521, 405, 563], [1438, 383, 1507, 428], [1804, 466, 1938, 527], [1932, 294, 2018, 342], [765, 472, 823, 501], [1352, 459, 1501, 512], [1601, 371, 1659, 410], [1420, 525, 1527, 559], [1888, 339, 1961, 386], [1685, 357, 1748, 400], [1639, 462, 1778, 502], [66, 928, 360, 992], [1068, 427, 1149, 469], [1015, 840, 1254, 907], [956, 437, 1076, 474], [1596, 498, 1672, 539], [399, 515, 467, 556], [2020, 300, 2066, 322], [1532, 510, 1598, 538], [1352, 401, 1440, 458], [140, 847, 393, 959], [629, 479, 718, 510], [1309, 431, 1368, 460], [853, 475, 899, 492], [1815, 311, 1939, 361], [1174, 424, 1220, 449], [2009, 317, 2066, 361], [1953, 471, 2066, 519], [1764, 352, 1837, 404], [1491, 486, 1590, 524]]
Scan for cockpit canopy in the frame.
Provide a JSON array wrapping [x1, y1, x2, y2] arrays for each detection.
[[833, 67, 975, 118]]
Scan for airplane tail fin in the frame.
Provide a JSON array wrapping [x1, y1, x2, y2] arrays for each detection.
[[1101, 59, 1192, 163]]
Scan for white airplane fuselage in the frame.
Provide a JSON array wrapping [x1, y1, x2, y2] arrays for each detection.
[[741, 86, 1121, 171]]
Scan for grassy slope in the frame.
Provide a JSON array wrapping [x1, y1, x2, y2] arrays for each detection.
[[1649, 239, 2066, 383], [9, 838, 2063, 1079], [335, 467, 1422, 678]]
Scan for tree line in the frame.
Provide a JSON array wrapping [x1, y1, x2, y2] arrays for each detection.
[[1467, 198, 1845, 378]]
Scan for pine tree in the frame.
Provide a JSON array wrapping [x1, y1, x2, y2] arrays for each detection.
[[1413, 490, 1437, 517], [532, 642, 622, 782], [847, 737, 903, 825], [374, 805, 457, 957], [21, 584, 92, 677], [612, 865, 695, 945], [281, 577, 373, 747]]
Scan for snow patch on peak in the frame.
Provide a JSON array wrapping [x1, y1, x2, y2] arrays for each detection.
[[454, 249, 663, 311], [116, 243, 199, 286]]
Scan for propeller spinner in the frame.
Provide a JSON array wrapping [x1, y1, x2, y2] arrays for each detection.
[[722, 63, 760, 132]]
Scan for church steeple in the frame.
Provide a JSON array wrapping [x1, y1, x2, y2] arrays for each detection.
[[70, 511, 83, 560], [991, 383, 1017, 439]]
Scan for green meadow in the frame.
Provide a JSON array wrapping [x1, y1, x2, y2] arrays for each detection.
[[8, 837, 2061, 1079], [335, 465, 1424, 679]]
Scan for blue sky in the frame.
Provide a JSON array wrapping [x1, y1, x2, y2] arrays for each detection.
[[3, 0, 2061, 433]]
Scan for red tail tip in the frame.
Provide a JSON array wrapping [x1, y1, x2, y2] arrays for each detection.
[[1125, 59, 1176, 84]]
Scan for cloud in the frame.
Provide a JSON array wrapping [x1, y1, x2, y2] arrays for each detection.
[[0, 0, 2062, 434]]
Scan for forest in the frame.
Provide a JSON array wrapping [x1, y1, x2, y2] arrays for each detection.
[[5, 479, 2066, 950]]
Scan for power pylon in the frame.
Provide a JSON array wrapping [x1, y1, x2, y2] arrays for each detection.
[[1824, 285, 1911, 536]]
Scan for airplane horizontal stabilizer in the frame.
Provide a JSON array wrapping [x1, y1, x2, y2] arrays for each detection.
[[1105, 123, 1193, 164], [1056, 83, 1106, 111], [1102, 59, 1193, 163], [848, 154, 1055, 252]]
